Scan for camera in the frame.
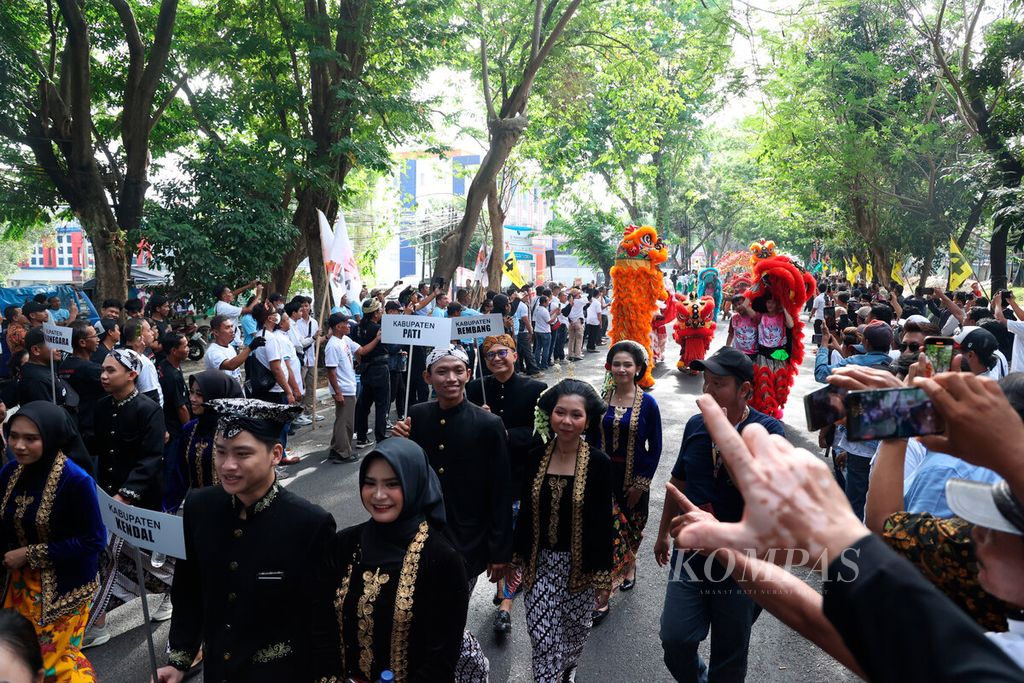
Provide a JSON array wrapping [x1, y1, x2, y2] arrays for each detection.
[[804, 384, 848, 431]]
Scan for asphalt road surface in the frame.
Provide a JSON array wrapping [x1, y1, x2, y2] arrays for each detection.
[[89, 320, 859, 682]]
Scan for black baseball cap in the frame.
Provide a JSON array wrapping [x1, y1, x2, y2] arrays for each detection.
[[690, 347, 754, 384], [24, 326, 46, 349], [327, 312, 350, 327], [954, 327, 998, 361]]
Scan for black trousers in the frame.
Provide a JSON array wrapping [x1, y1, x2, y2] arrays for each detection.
[[585, 323, 602, 350], [389, 369, 407, 419], [355, 364, 390, 442]]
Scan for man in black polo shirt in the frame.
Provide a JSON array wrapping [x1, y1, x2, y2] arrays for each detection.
[[352, 298, 387, 447], [159, 332, 192, 511], [653, 346, 785, 682]]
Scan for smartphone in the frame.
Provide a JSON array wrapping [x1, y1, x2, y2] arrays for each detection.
[[844, 387, 944, 442], [924, 336, 955, 372], [811, 333, 823, 346], [804, 384, 848, 431]]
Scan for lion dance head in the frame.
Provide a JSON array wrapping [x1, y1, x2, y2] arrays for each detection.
[[749, 239, 777, 267], [617, 225, 668, 266]]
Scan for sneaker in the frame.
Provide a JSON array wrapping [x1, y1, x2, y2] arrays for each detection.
[[313, 414, 326, 422], [151, 594, 173, 622], [293, 415, 312, 426], [330, 451, 359, 464], [354, 438, 374, 448], [82, 624, 111, 649]]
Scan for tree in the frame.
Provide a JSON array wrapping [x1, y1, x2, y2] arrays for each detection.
[[898, 0, 1024, 289], [0, 223, 51, 285], [432, 0, 584, 282], [177, 0, 457, 304], [545, 205, 620, 284], [143, 141, 298, 306], [0, 0, 182, 302], [527, 0, 736, 233]]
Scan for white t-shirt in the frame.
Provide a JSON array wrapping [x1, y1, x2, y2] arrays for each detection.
[[324, 335, 361, 395], [533, 305, 551, 333], [984, 349, 1010, 381], [275, 329, 302, 394], [136, 353, 164, 407], [569, 297, 586, 322], [812, 293, 826, 321], [1008, 320, 1024, 374], [585, 296, 603, 325], [205, 342, 241, 381], [293, 317, 319, 367], [552, 299, 568, 325], [940, 314, 960, 337], [253, 331, 285, 393]]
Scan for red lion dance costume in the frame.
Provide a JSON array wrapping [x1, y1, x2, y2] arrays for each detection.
[[609, 225, 668, 388], [744, 239, 816, 418], [672, 295, 716, 373]]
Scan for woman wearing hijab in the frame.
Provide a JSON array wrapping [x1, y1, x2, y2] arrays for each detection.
[[313, 438, 469, 683], [174, 370, 244, 496], [1, 402, 105, 682]]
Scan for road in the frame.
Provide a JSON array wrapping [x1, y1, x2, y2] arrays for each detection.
[[89, 320, 858, 682]]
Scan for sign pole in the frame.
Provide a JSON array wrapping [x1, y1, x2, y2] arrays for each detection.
[[132, 545, 161, 683], [476, 339, 487, 406], [49, 354, 57, 405], [403, 344, 414, 418], [310, 293, 330, 429]]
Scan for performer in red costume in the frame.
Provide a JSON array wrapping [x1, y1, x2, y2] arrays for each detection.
[[672, 294, 717, 375], [743, 239, 816, 418], [650, 291, 677, 364]]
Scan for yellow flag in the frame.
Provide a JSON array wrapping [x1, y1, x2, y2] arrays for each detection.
[[890, 259, 906, 287], [503, 248, 526, 288], [948, 238, 974, 291], [850, 256, 864, 282], [865, 260, 874, 284], [844, 259, 853, 283]]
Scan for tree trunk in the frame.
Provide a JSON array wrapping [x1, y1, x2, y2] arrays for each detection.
[[653, 148, 671, 234], [486, 182, 505, 289], [78, 204, 129, 303], [992, 210, 1011, 291], [435, 117, 526, 284]]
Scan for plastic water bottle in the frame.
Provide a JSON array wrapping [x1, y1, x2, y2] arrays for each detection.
[[377, 671, 395, 683], [150, 552, 166, 568]]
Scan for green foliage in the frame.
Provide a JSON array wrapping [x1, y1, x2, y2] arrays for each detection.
[[143, 141, 298, 306], [0, 222, 51, 285], [545, 206, 621, 279]]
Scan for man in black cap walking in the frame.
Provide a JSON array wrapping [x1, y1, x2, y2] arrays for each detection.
[[653, 346, 785, 682]]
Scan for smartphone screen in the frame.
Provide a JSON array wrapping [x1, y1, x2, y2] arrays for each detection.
[[924, 336, 955, 372], [811, 333, 823, 346], [844, 387, 944, 442], [804, 384, 848, 431]]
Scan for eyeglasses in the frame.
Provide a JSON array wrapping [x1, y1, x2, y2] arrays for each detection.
[[485, 349, 510, 361], [899, 342, 921, 353]]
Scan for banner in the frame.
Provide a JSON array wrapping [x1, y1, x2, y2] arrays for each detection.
[[451, 314, 504, 341], [503, 247, 526, 288], [42, 322, 73, 354], [317, 209, 344, 304], [380, 314, 451, 348], [949, 238, 974, 291], [97, 488, 186, 559], [849, 256, 864, 282]]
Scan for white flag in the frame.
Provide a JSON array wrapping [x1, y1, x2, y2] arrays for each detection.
[[472, 242, 490, 287], [329, 211, 361, 303]]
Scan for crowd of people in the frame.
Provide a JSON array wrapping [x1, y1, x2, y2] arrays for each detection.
[[0, 270, 1022, 683]]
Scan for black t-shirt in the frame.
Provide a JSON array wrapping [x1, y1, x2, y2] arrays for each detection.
[[355, 321, 386, 363], [672, 407, 785, 523], [158, 358, 189, 436]]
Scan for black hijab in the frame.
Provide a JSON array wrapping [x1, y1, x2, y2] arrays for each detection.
[[190, 370, 243, 432], [358, 438, 445, 565], [10, 401, 87, 480]]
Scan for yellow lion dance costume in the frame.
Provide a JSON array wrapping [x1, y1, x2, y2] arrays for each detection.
[[610, 225, 668, 388]]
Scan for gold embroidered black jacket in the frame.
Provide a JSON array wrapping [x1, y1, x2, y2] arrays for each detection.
[[167, 483, 336, 681]]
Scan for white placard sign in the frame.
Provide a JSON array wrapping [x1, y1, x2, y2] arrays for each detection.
[[42, 322, 73, 354], [97, 487, 187, 559], [451, 313, 505, 341], [380, 314, 451, 348]]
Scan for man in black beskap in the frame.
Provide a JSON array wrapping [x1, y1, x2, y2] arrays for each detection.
[[16, 326, 77, 409], [59, 320, 105, 443], [159, 331, 192, 511]]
